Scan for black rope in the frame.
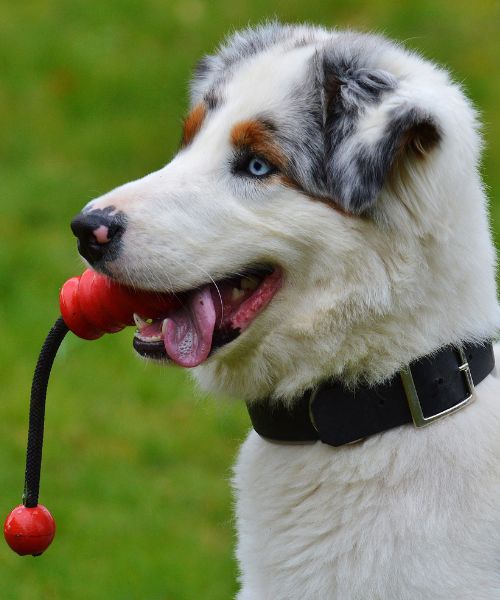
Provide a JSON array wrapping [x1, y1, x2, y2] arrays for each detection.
[[23, 317, 69, 508]]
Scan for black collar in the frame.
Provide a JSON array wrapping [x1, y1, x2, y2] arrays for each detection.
[[246, 341, 495, 447]]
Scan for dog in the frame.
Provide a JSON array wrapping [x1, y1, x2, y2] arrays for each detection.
[[70, 23, 500, 599]]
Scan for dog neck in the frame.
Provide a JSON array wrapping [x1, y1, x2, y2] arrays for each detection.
[[246, 341, 495, 446]]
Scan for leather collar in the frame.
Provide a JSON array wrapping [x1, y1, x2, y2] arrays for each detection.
[[246, 341, 495, 447]]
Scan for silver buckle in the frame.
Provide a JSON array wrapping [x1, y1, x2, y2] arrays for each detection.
[[400, 347, 475, 428]]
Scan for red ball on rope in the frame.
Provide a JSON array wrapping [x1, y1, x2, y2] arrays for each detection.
[[5, 268, 179, 557], [4, 504, 56, 556]]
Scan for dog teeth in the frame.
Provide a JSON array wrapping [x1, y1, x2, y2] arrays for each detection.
[[136, 332, 163, 343], [241, 277, 258, 291], [161, 318, 168, 337], [133, 313, 148, 330]]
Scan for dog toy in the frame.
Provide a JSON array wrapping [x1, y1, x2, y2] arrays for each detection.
[[3, 269, 178, 556]]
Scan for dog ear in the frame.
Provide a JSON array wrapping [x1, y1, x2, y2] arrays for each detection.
[[322, 61, 441, 214]]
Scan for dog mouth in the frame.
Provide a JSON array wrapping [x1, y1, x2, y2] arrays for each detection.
[[132, 265, 282, 367]]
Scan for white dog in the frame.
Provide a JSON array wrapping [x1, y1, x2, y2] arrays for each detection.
[[70, 24, 500, 599]]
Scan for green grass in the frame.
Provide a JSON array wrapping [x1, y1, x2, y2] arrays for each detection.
[[0, 1, 499, 598]]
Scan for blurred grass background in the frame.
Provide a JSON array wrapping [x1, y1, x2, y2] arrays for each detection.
[[0, 0, 498, 598]]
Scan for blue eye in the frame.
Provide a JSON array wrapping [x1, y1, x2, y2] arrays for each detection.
[[246, 157, 273, 177]]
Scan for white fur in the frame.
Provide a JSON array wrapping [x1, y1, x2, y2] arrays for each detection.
[[235, 364, 500, 599], [84, 26, 500, 598]]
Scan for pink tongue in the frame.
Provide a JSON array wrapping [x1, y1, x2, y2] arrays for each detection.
[[163, 285, 216, 367]]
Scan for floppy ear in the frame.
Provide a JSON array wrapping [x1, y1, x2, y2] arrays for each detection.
[[323, 60, 442, 214]]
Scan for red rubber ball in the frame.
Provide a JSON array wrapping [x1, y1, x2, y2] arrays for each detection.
[[4, 504, 56, 556]]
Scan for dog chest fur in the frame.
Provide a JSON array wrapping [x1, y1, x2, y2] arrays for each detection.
[[234, 361, 500, 599]]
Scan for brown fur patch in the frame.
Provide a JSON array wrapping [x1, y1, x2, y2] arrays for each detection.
[[406, 121, 441, 158], [230, 120, 287, 170], [388, 120, 441, 193], [181, 103, 207, 147]]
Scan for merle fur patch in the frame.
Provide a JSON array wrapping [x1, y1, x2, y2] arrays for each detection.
[[325, 106, 441, 214], [189, 23, 328, 107], [189, 25, 442, 216]]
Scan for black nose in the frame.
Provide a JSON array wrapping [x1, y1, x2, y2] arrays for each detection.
[[70, 207, 126, 265]]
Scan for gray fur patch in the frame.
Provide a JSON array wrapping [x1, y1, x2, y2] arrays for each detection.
[[267, 30, 439, 215], [245, 33, 402, 211], [216, 22, 322, 68], [189, 22, 329, 107], [203, 88, 222, 110], [321, 41, 403, 212], [188, 25, 442, 215], [327, 107, 441, 213]]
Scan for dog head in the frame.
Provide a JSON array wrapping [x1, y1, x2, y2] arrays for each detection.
[[72, 24, 499, 401]]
